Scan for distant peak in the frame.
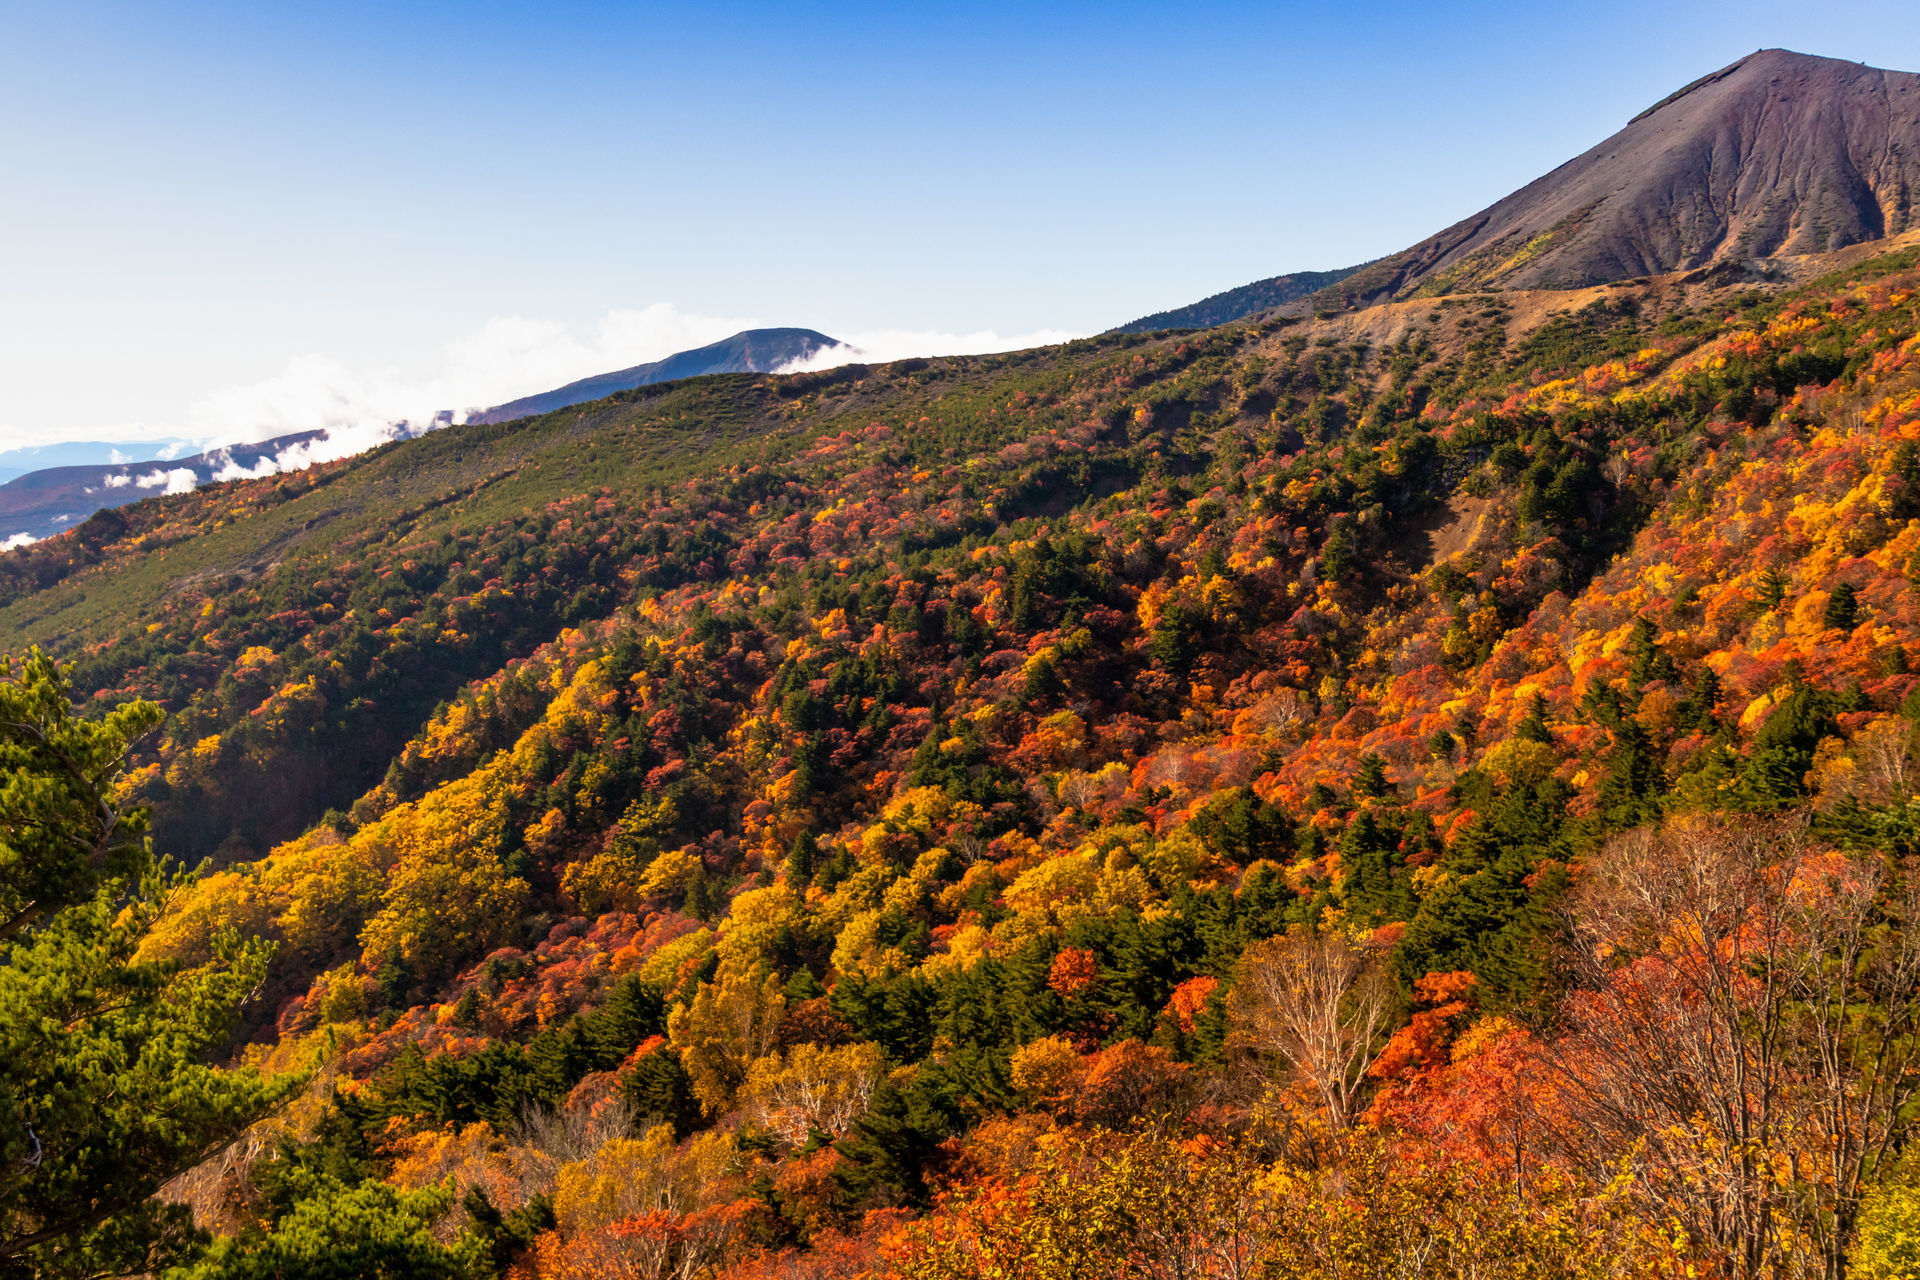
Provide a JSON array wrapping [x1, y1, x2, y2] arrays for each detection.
[[466, 327, 841, 426]]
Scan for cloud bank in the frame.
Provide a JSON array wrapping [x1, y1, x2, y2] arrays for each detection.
[[182, 303, 768, 472]]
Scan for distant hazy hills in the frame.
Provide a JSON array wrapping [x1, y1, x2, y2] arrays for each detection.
[[1130, 48, 1920, 330], [467, 328, 839, 425], [0, 440, 190, 485], [0, 434, 323, 543], [1, 329, 842, 542]]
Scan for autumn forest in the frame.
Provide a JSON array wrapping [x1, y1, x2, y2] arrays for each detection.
[[12, 58, 1920, 1280]]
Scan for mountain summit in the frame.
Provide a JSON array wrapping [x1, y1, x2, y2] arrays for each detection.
[[1131, 49, 1920, 328], [1327, 49, 1920, 304]]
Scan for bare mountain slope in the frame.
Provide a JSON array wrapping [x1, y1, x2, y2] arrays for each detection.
[[1135, 49, 1920, 331], [1308, 49, 1920, 309]]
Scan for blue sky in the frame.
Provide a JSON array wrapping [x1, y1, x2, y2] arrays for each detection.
[[4, 0, 1919, 451]]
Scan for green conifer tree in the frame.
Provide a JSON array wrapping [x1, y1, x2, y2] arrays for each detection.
[[0, 650, 298, 1277], [1825, 582, 1861, 631], [785, 831, 818, 886]]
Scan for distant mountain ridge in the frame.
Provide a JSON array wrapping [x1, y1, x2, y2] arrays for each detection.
[[1112, 267, 1364, 333], [467, 327, 840, 425], [0, 440, 191, 485], [1130, 48, 1920, 330], [2, 328, 842, 542]]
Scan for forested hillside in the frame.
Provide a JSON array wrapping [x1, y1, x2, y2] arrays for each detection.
[[9, 230, 1920, 1277]]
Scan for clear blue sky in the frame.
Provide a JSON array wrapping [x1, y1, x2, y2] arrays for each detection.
[[4, 0, 1919, 448]]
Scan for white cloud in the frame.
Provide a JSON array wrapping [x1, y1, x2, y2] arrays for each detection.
[[773, 326, 1085, 374], [1, 532, 36, 551], [135, 467, 197, 494], [108, 448, 128, 464], [103, 473, 132, 489], [210, 452, 283, 483], [0, 304, 765, 465], [168, 303, 769, 479]]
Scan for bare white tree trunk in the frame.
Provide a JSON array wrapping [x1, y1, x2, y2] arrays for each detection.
[[1548, 818, 1920, 1279], [1230, 924, 1393, 1130]]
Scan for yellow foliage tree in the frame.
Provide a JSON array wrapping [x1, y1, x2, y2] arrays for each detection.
[[561, 795, 680, 914], [1009, 1035, 1081, 1103], [357, 770, 531, 973], [738, 1042, 886, 1143], [551, 1124, 678, 1232], [665, 958, 786, 1115]]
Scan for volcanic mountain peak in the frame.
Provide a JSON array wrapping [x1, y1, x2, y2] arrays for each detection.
[[1316, 48, 1920, 309], [1127, 49, 1920, 331]]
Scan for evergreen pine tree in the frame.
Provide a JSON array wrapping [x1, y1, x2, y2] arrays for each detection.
[[785, 831, 818, 886], [584, 975, 666, 1063], [1353, 753, 1390, 799], [1320, 516, 1356, 586], [832, 1071, 962, 1211], [0, 650, 297, 1276], [1756, 567, 1789, 611], [1625, 617, 1676, 689], [1598, 717, 1665, 830], [1680, 667, 1724, 731], [1825, 582, 1861, 630], [683, 861, 714, 920], [783, 965, 825, 1004], [813, 841, 856, 894], [1741, 685, 1838, 809], [621, 1049, 702, 1139], [1340, 811, 1415, 925], [1516, 694, 1553, 744]]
